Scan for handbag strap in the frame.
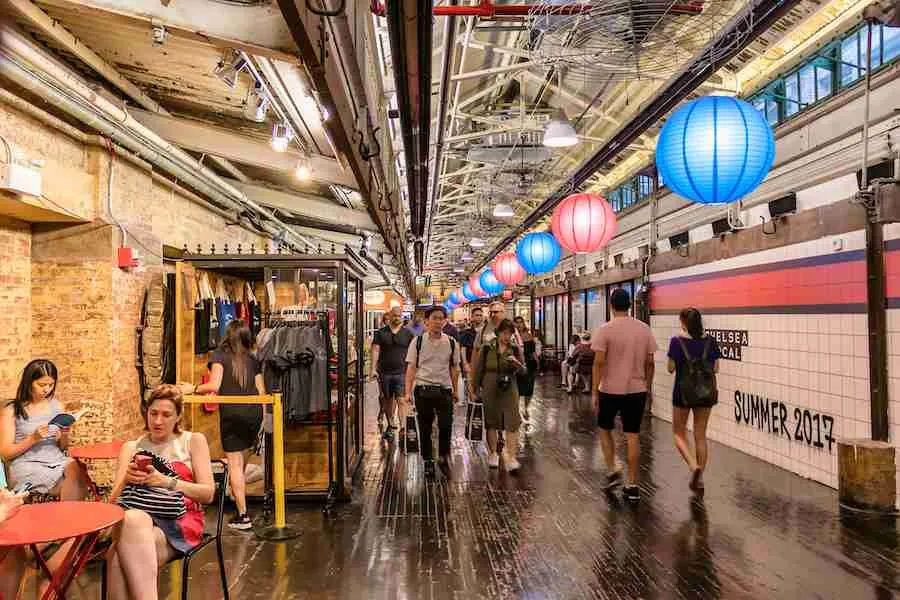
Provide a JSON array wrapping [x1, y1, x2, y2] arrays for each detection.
[[676, 336, 693, 362]]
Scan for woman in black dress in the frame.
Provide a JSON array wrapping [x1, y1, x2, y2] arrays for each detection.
[[514, 317, 539, 423]]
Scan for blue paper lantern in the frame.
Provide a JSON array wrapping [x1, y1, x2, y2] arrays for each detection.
[[516, 232, 561, 275], [449, 291, 463, 306], [656, 96, 775, 205], [462, 282, 478, 302], [479, 269, 504, 296]]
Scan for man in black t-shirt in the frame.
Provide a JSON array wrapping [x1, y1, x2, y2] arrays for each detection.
[[370, 306, 414, 440]]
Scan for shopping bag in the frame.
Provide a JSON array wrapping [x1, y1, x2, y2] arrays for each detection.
[[403, 412, 420, 454], [465, 402, 484, 442]]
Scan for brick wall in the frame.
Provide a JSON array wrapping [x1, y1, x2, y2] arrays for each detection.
[[0, 102, 268, 485], [0, 216, 31, 399]]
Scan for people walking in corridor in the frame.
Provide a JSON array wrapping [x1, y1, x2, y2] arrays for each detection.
[[667, 308, 720, 495], [474, 319, 527, 471], [469, 301, 521, 398], [513, 316, 539, 423], [370, 306, 414, 441], [591, 288, 658, 502], [403, 306, 461, 479]]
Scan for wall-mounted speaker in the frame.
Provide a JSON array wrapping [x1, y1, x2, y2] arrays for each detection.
[[669, 231, 689, 248], [768, 192, 797, 219], [711, 217, 732, 237]]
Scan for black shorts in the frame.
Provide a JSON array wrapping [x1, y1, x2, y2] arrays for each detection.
[[219, 405, 262, 453], [378, 373, 405, 399], [597, 392, 647, 434]]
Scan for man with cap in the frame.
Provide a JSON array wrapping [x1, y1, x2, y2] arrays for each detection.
[[402, 305, 461, 479]]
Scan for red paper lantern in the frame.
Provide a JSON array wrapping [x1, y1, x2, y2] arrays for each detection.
[[550, 193, 617, 254], [501, 289, 513, 301], [469, 274, 487, 298], [492, 252, 526, 286], [456, 286, 469, 304]]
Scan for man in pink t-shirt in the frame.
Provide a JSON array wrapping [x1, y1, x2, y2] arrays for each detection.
[[591, 288, 657, 502]]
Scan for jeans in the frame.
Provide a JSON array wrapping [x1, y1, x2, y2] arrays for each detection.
[[414, 385, 453, 461]]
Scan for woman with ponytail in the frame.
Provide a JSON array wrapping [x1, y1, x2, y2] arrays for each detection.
[[183, 320, 263, 530], [666, 308, 721, 495]]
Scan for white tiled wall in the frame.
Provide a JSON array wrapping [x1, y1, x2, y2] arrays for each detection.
[[650, 231, 872, 492], [888, 310, 900, 507]]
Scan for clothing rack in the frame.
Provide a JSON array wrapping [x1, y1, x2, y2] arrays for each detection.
[[262, 310, 339, 513]]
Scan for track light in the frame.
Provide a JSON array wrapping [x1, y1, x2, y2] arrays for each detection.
[[245, 85, 269, 122], [469, 237, 485, 248], [492, 203, 514, 218], [271, 123, 291, 153], [543, 108, 579, 148], [294, 155, 311, 180], [214, 49, 246, 89]]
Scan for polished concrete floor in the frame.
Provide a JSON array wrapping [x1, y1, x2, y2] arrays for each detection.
[[65, 377, 898, 599]]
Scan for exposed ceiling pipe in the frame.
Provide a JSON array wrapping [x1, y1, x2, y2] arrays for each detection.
[[373, 0, 703, 17], [0, 27, 322, 250], [473, 0, 804, 271], [385, 0, 425, 245], [425, 1, 458, 269]]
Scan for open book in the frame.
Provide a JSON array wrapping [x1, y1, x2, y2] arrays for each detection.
[[48, 408, 89, 428]]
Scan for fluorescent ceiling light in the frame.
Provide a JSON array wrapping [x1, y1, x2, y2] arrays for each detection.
[[543, 109, 579, 148], [469, 237, 485, 248], [271, 123, 291, 153], [492, 203, 514, 218]]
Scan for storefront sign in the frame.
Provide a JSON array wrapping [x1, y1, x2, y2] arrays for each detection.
[[706, 329, 749, 361], [734, 391, 835, 452]]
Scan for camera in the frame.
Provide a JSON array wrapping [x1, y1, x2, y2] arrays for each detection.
[[497, 374, 512, 390]]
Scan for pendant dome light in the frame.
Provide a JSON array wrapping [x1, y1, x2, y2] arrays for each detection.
[[492, 203, 515, 219], [492, 252, 526, 286], [479, 269, 505, 296], [655, 96, 776, 205], [551, 193, 617, 254], [469, 237, 486, 248], [543, 108, 579, 148], [516, 232, 561, 275]]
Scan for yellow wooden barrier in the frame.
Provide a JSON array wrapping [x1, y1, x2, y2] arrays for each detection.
[[182, 393, 298, 539]]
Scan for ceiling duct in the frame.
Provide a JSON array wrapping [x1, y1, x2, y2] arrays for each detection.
[[467, 145, 550, 165]]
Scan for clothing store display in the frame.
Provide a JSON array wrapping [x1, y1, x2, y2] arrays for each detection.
[[194, 299, 211, 355], [217, 299, 236, 338], [257, 319, 330, 422]]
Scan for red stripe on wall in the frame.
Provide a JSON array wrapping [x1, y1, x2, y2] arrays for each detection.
[[651, 259, 866, 312]]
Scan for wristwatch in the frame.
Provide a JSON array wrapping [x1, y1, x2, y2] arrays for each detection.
[[167, 476, 177, 490]]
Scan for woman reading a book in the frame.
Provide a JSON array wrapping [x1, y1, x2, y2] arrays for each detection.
[[106, 384, 215, 600], [0, 359, 90, 499]]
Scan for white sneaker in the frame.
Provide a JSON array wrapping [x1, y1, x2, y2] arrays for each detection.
[[505, 457, 521, 473], [487, 453, 500, 469]]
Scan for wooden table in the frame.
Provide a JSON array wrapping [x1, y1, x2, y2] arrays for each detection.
[[0, 501, 124, 600]]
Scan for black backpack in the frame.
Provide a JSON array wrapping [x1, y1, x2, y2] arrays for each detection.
[[676, 337, 718, 407]]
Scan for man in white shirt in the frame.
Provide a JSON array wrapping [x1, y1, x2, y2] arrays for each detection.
[[403, 305, 461, 479]]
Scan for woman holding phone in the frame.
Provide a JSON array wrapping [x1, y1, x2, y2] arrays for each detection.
[[474, 319, 527, 472], [0, 359, 89, 499], [107, 384, 214, 600]]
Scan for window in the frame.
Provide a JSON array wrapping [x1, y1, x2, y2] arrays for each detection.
[[799, 64, 816, 107], [587, 287, 605, 332], [884, 25, 900, 62], [784, 73, 800, 117], [841, 31, 862, 86], [572, 290, 586, 334]]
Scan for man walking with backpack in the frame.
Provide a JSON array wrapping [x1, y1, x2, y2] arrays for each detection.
[[403, 305, 461, 479], [591, 288, 658, 502]]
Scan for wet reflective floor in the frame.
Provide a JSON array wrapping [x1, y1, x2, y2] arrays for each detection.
[[67, 377, 898, 599]]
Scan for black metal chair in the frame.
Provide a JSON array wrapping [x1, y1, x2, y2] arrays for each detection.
[[179, 458, 230, 600], [100, 459, 230, 600]]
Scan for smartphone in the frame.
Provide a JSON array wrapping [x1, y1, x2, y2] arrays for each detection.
[[12, 481, 33, 495], [133, 455, 152, 470]]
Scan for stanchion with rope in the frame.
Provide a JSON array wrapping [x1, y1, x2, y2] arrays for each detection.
[[183, 393, 301, 541]]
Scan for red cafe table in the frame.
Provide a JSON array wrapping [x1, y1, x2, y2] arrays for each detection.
[[69, 441, 125, 500], [0, 501, 124, 600]]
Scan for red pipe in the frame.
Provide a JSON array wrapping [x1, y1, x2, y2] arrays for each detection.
[[371, 0, 703, 18]]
